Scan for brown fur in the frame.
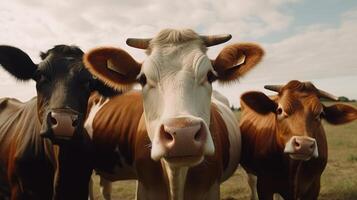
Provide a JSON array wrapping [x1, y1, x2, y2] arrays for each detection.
[[240, 80, 357, 200], [89, 91, 232, 199], [83, 47, 141, 91], [213, 43, 264, 83]]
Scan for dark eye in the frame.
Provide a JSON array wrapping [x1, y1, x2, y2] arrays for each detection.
[[316, 111, 325, 121], [207, 71, 217, 83], [137, 74, 147, 86], [276, 107, 283, 115], [36, 73, 50, 84]]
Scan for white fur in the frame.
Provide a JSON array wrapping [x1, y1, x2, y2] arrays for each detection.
[[141, 47, 215, 159], [84, 98, 109, 139]]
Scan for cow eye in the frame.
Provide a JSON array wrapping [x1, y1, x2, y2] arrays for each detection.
[[36, 73, 50, 84], [316, 111, 325, 121], [137, 74, 147, 86], [207, 71, 217, 83], [276, 107, 287, 120]]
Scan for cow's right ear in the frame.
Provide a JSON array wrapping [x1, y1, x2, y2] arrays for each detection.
[[240, 91, 277, 115], [84, 47, 141, 91], [0, 45, 38, 81]]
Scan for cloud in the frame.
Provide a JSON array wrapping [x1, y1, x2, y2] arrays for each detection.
[[216, 8, 357, 106]]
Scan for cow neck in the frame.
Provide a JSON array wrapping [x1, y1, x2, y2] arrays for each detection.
[[161, 159, 188, 200], [53, 137, 93, 200]]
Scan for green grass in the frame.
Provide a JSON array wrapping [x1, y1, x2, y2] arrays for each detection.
[[91, 102, 357, 200]]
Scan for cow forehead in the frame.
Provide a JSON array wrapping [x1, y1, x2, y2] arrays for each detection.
[[278, 91, 323, 115], [143, 45, 210, 78]]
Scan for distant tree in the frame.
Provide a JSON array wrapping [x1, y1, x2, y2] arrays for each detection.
[[338, 96, 350, 102]]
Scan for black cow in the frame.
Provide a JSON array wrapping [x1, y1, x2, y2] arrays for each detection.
[[0, 45, 116, 200]]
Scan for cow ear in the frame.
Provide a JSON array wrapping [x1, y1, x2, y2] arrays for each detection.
[[240, 91, 277, 115], [84, 47, 141, 91], [0, 45, 38, 81], [91, 78, 121, 97], [323, 104, 357, 125], [212, 43, 264, 83]]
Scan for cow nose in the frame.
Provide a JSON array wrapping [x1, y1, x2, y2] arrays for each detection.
[[48, 111, 80, 138], [159, 118, 206, 158], [284, 136, 318, 160]]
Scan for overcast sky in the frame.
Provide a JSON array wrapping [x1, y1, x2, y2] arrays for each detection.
[[1, 0, 356, 106]]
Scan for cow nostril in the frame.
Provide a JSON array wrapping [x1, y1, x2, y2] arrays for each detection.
[[163, 131, 174, 142], [310, 144, 314, 149], [50, 116, 57, 125], [72, 118, 79, 127], [194, 131, 201, 141], [294, 140, 300, 148]]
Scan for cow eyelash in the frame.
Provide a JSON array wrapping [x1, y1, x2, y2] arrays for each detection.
[[137, 74, 147, 86], [207, 71, 217, 83]]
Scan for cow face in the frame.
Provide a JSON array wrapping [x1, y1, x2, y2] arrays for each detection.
[[84, 29, 264, 166], [241, 80, 357, 161], [0, 45, 116, 144]]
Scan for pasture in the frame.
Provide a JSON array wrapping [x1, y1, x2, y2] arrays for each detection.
[[91, 102, 357, 200]]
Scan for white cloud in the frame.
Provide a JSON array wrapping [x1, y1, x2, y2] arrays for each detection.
[[216, 8, 357, 106]]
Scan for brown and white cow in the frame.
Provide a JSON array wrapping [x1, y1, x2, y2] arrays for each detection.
[[239, 80, 357, 200], [0, 45, 116, 199], [84, 28, 264, 200]]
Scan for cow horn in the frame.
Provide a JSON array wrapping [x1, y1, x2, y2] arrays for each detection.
[[264, 85, 283, 92], [200, 34, 232, 47], [126, 38, 152, 49], [317, 89, 339, 101]]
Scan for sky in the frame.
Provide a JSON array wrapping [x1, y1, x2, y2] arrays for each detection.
[[0, 0, 356, 107]]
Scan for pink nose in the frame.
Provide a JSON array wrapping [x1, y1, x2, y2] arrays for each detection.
[[284, 136, 318, 160], [49, 111, 79, 138], [159, 118, 206, 158], [292, 137, 315, 154]]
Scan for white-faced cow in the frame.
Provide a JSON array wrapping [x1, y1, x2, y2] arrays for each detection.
[[0, 45, 116, 199], [84, 28, 264, 200], [239, 80, 357, 200]]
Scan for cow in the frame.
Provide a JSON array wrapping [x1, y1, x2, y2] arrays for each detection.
[[239, 80, 357, 200], [0, 45, 116, 199], [83, 28, 264, 200]]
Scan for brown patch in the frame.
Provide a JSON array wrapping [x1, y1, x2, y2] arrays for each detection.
[[91, 91, 144, 171], [83, 47, 141, 91], [213, 43, 264, 82]]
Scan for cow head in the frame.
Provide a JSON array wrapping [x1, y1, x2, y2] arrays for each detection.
[[84, 29, 264, 167], [241, 80, 357, 161], [0, 45, 116, 144]]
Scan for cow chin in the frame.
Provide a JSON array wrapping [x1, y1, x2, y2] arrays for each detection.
[[288, 153, 313, 161], [164, 156, 204, 168]]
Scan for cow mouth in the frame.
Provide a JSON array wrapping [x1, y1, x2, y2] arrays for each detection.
[[288, 153, 313, 161], [164, 155, 204, 167]]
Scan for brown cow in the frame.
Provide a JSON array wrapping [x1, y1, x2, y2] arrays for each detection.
[[0, 45, 115, 199], [239, 80, 357, 200], [84, 28, 264, 200]]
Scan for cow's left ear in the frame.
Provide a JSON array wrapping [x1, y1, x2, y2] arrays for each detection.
[[323, 104, 357, 125], [0, 45, 38, 81], [212, 43, 264, 83], [91, 78, 121, 97], [240, 91, 277, 115], [84, 47, 141, 91]]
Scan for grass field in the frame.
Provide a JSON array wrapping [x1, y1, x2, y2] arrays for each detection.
[[91, 102, 357, 200]]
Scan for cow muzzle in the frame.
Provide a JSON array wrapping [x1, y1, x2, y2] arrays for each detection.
[[41, 108, 82, 143], [151, 116, 212, 166], [284, 136, 318, 161]]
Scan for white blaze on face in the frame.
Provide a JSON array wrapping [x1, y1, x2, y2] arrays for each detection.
[[140, 41, 215, 161]]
